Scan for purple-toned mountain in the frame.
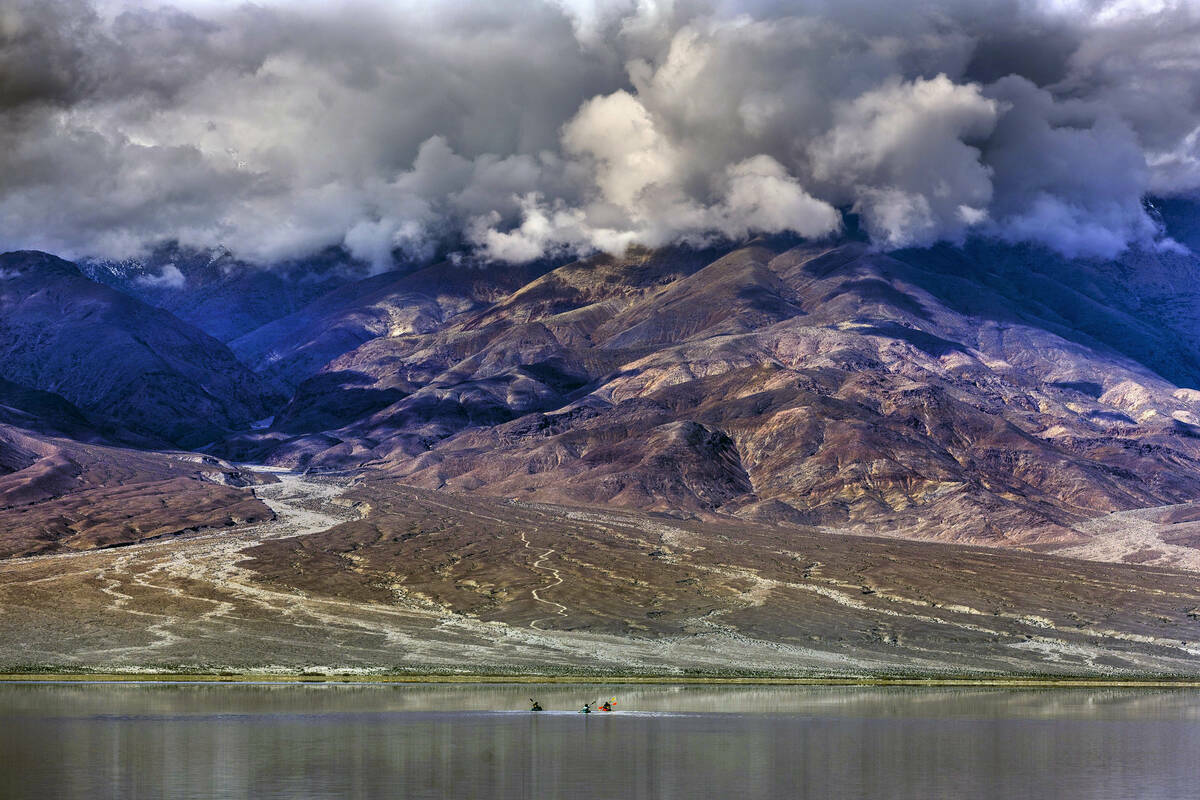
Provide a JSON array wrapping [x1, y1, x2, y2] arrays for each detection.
[[0, 423, 272, 558], [0, 251, 281, 448], [222, 237, 1200, 555], [226, 257, 563, 392], [80, 244, 358, 344], [5, 235, 1200, 673]]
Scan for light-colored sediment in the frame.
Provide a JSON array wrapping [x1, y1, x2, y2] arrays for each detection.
[[1, 472, 1199, 677], [519, 531, 569, 629], [1059, 503, 1200, 572]]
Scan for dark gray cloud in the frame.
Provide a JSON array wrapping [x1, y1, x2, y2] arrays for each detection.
[[0, 0, 1197, 267]]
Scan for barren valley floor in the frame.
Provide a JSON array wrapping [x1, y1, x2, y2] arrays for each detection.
[[1, 471, 1199, 677]]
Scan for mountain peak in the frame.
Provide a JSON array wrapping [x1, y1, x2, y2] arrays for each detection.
[[0, 250, 84, 279]]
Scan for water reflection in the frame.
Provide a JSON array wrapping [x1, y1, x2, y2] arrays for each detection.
[[1, 683, 1197, 799]]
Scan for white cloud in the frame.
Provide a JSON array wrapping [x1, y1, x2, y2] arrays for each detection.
[[133, 263, 186, 289], [714, 155, 842, 240], [809, 75, 1000, 248], [0, 0, 1196, 266], [982, 76, 1158, 258]]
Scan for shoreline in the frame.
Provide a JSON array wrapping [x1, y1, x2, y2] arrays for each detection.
[[2, 672, 1200, 688]]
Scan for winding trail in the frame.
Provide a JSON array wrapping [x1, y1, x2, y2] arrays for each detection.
[[0, 472, 676, 673], [0, 470, 364, 662], [519, 531, 569, 629], [2, 472, 1200, 676]]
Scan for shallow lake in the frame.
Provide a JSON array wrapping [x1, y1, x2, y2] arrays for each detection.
[[1, 682, 1198, 799]]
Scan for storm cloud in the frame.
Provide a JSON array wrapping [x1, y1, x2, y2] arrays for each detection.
[[1, 0, 1198, 268]]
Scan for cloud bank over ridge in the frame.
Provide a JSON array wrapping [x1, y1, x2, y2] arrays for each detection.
[[2, 0, 1199, 268]]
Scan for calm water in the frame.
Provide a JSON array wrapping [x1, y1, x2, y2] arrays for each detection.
[[1, 682, 1198, 799]]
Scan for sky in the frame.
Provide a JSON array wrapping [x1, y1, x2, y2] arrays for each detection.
[[2, 0, 1199, 270]]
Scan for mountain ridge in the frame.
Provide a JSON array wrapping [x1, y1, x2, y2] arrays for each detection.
[[0, 250, 281, 448], [201, 236, 1200, 562], [8, 225, 1200, 568]]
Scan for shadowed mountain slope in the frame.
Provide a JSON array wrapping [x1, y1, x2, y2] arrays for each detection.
[[81, 245, 357, 344], [228, 259, 560, 392], [0, 378, 101, 442], [890, 241, 1200, 390], [0, 251, 281, 448]]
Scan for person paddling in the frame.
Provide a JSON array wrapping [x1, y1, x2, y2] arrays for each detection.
[[580, 702, 595, 714], [529, 699, 543, 711], [600, 699, 615, 712]]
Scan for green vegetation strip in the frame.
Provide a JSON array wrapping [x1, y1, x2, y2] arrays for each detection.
[[1, 672, 1199, 687]]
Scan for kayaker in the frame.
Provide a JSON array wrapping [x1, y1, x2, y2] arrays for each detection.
[[600, 700, 614, 712], [580, 702, 594, 714], [530, 699, 543, 711]]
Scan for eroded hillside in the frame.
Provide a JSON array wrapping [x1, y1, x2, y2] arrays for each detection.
[[218, 240, 1200, 556]]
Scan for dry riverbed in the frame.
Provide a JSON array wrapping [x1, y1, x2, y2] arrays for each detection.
[[1, 471, 1199, 677]]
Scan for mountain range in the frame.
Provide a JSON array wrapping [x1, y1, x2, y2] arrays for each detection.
[[209, 226, 1200, 556], [5, 206, 1200, 672], [6, 206, 1200, 558]]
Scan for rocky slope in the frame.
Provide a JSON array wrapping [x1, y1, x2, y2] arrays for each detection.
[[227, 258, 558, 393], [0, 251, 281, 448], [80, 245, 356, 344], [222, 237, 1200, 552], [0, 423, 272, 558], [9, 223, 1200, 562]]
